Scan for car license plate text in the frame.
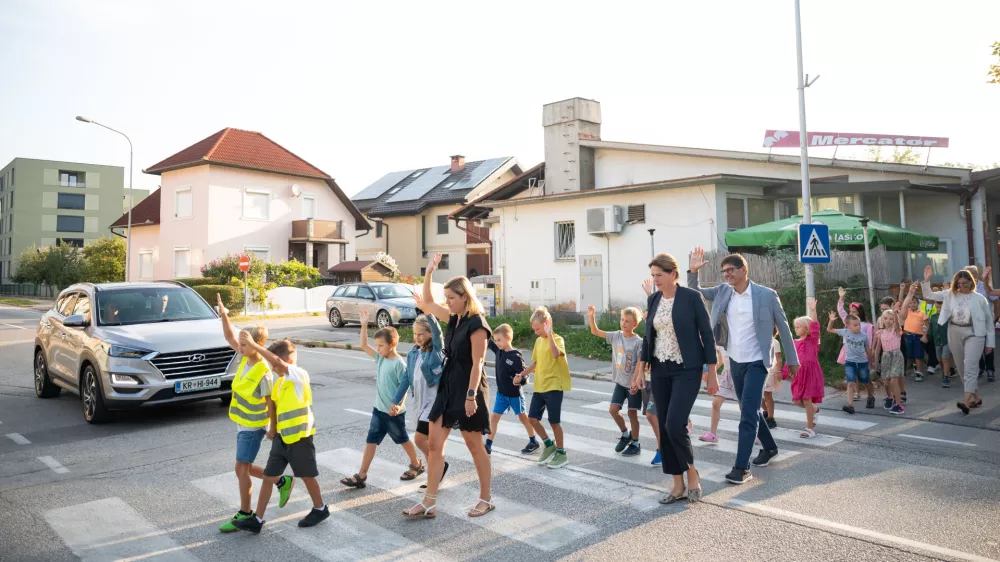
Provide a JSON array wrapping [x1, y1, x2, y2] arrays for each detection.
[[174, 376, 221, 394]]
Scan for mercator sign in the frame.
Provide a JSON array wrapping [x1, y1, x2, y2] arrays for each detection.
[[763, 130, 949, 149]]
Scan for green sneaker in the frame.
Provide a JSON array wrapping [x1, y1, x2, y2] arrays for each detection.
[[219, 511, 252, 533], [547, 450, 568, 469], [277, 475, 294, 508], [537, 444, 558, 465]]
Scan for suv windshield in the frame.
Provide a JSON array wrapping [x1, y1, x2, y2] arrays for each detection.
[[96, 287, 217, 326], [372, 284, 413, 299]]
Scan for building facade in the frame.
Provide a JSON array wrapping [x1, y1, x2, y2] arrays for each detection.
[[0, 158, 124, 281]]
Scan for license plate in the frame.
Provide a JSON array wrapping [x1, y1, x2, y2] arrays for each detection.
[[174, 376, 221, 394]]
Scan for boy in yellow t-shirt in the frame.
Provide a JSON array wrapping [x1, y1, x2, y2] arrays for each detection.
[[520, 306, 571, 469]]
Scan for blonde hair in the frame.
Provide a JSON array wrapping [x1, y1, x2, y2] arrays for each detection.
[[444, 276, 483, 316], [530, 306, 552, 325], [621, 307, 641, 323], [648, 253, 680, 273], [413, 315, 433, 352], [242, 325, 268, 346], [493, 323, 513, 338], [793, 316, 811, 333], [879, 309, 899, 330]]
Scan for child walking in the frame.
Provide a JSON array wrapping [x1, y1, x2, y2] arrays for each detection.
[[216, 295, 293, 533], [927, 299, 952, 388], [340, 310, 423, 488], [874, 285, 918, 414], [763, 330, 783, 428], [827, 310, 873, 414], [588, 305, 644, 457], [837, 288, 874, 402], [698, 347, 737, 444], [902, 289, 930, 382], [791, 298, 825, 438], [486, 323, 537, 455], [232, 337, 329, 532], [522, 307, 572, 469]]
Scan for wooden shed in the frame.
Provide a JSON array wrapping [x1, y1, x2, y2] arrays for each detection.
[[327, 260, 394, 285]]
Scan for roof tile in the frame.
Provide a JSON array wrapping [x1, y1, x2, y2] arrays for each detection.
[[110, 189, 161, 228]]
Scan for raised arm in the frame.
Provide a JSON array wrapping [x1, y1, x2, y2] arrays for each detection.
[[587, 305, 607, 339], [413, 292, 445, 352], [358, 310, 376, 358], [239, 331, 288, 375], [898, 283, 918, 324], [920, 265, 949, 302], [688, 247, 722, 300], [545, 322, 562, 359], [837, 287, 848, 322], [421, 254, 451, 322], [641, 278, 654, 297], [217, 293, 240, 352], [826, 310, 840, 335]]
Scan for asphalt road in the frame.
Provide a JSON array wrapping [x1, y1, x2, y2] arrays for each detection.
[[2, 305, 999, 562]]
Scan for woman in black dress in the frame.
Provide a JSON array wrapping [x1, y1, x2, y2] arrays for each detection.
[[403, 253, 493, 519]]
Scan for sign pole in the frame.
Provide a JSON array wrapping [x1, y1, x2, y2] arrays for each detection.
[[861, 218, 877, 319], [243, 271, 248, 316], [795, 0, 816, 307]]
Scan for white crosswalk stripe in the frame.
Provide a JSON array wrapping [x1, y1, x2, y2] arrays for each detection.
[[317, 448, 597, 552], [193, 472, 447, 561], [690, 398, 878, 430]]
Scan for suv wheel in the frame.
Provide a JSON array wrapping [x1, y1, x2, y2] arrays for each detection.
[[329, 308, 343, 328], [81, 364, 111, 424], [376, 310, 392, 329], [33, 350, 61, 398]]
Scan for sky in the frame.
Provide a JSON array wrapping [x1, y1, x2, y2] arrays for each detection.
[[1, 0, 998, 197]]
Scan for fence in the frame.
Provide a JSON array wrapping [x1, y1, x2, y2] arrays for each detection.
[[0, 283, 58, 299], [245, 285, 338, 316]]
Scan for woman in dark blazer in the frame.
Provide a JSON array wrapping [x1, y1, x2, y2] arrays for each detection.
[[633, 253, 718, 504]]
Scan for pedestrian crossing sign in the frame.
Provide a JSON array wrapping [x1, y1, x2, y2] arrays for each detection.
[[798, 223, 831, 264]]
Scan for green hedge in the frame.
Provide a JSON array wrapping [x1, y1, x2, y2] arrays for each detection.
[[192, 285, 243, 313], [175, 277, 221, 287]]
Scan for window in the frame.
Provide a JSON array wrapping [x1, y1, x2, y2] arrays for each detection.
[[243, 189, 270, 220], [726, 198, 745, 231], [72, 294, 91, 320], [777, 199, 799, 219], [420, 267, 426, 276], [58, 193, 86, 210], [139, 251, 153, 280], [554, 221, 575, 260], [56, 293, 78, 316], [357, 286, 375, 299], [910, 239, 952, 283], [57, 238, 84, 248], [439, 254, 450, 270], [303, 195, 316, 219], [57, 215, 85, 233], [175, 187, 192, 219], [726, 197, 773, 230], [437, 215, 449, 235], [339, 243, 346, 263], [173, 248, 190, 278], [59, 171, 84, 187], [244, 246, 270, 262], [333, 286, 347, 297], [344, 285, 359, 297], [627, 204, 646, 223]]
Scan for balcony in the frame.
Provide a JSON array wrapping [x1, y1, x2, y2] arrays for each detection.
[[291, 219, 345, 242]]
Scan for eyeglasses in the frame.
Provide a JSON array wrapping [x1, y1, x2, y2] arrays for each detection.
[[721, 265, 743, 275]]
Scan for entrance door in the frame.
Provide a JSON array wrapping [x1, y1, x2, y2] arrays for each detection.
[[579, 254, 603, 313]]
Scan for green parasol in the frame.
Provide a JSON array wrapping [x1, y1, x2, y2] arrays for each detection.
[[724, 210, 939, 251]]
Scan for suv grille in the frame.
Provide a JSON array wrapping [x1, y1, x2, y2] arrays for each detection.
[[150, 347, 236, 380]]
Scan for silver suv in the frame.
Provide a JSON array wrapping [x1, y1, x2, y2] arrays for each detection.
[[33, 281, 238, 423]]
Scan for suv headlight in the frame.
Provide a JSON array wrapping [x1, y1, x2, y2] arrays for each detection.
[[105, 343, 153, 359]]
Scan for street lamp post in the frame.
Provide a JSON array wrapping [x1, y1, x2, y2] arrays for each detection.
[[794, 0, 820, 308], [76, 116, 133, 282]]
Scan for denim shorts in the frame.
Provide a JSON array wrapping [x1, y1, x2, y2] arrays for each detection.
[[610, 383, 642, 411], [493, 393, 526, 415], [235, 429, 266, 463], [935, 344, 951, 360], [904, 334, 925, 360], [528, 390, 564, 424], [366, 408, 410, 445], [844, 361, 871, 384]]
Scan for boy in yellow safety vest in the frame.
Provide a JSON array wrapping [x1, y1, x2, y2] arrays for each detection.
[[216, 295, 293, 533], [233, 336, 329, 533]]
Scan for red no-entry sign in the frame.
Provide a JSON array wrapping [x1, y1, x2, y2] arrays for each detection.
[[238, 254, 251, 273]]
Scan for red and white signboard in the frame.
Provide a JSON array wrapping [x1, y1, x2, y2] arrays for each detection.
[[764, 130, 949, 149], [238, 254, 251, 273]]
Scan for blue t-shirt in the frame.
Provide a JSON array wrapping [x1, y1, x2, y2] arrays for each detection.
[[375, 355, 407, 414]]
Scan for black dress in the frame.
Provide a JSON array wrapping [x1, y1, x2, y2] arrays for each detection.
[[428, 313, 491, 434]]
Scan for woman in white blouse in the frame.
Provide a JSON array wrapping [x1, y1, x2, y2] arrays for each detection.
[[921, 266, 994, 414]]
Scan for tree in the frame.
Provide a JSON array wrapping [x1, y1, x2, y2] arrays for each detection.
[[989, 41, 1000, 84], [865, 146, 921, 164], [12, 243, 83, 290], [940, 161, 1000, 171], [82, 237, 126, 283]]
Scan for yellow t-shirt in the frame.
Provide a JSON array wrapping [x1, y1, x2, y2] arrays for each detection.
[[531, 334, 571, 393]]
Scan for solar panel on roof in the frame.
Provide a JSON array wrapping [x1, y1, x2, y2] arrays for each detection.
[[448, 157, 509, 191], [385, 165, 451, 203], [352, 169, 418, 200]]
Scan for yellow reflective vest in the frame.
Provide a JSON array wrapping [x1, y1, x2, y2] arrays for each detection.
[[228, 358, 271, 428], [920, 301, 938, 317], [273, 370, 315, 444]]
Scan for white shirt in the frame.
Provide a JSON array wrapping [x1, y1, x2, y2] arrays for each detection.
[[652, 297, 684, 364], [726, 287, 762, 363]]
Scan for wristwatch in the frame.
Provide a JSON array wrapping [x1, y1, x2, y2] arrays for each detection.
[[466, 389, 476, 399]]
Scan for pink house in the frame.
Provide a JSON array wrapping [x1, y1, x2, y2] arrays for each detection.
[[110, 128, 369, 281]]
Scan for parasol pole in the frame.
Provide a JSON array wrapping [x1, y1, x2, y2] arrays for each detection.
[[861, 218, 876, 318]]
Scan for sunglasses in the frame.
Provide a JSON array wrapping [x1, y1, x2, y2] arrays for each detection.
[[721, 265, 744, 275]]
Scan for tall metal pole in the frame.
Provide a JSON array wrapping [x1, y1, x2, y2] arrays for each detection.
[[794, 0, 815, 306], [861, 218, 876, 318], [648, 228, 656, 259]]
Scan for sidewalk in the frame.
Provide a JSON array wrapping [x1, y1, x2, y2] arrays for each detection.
[[0, 296, 53, 312]]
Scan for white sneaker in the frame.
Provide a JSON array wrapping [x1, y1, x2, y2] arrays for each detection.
[[928, 365, 938, 374]]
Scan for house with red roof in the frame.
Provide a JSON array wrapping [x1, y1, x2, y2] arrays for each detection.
[[110, 128, 368, 281]]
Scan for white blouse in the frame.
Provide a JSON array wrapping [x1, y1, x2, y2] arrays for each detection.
[[951, 292, 974, 325], [653, 297, 684, 364]]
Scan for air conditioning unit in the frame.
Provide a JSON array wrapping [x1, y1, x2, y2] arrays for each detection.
[[587, 205, 624, 235]]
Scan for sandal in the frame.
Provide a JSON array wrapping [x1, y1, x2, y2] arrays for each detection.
[[340, 473, 367, 488], [659, 491, 687, 504], [467, 497, 495, 518], [957, 402, 970, 415], [800, 428, 816, 439], [401, 462, 425, 481], [420, 461, 448, 490], [403, 494, 437, 519], [687, 469, 703, 503]]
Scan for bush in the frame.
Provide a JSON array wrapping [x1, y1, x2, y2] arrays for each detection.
[[265, 260, 320, 288], [82, 237, 125, 283], [13, 243, 83, 290], [174, 277, 221, 287], [191, 285, 244, 313], [201, 253, 267, 282]]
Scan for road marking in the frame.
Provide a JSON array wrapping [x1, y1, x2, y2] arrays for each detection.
[[44, 497, 200, 561], [37, 456, 69, 474], [898, 434, 977, 447], [1, 322, 28, 330], [691, 398, 878, 430], [687, 413, 843, 447], [318, 448, 597, 552], [6, 433, 30, 445], [297, 348, 374, 362], [729, 499, 999, 562]]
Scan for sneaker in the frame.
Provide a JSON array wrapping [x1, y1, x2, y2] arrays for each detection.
[[883, 397, 893, 410], [978, 369, 985, 380], [927, 365, 938, 374], [942, 376, 951, 389], [765, 417, 777, 429], [232, 514, 264, 534], [889, 404, 904, 415], [914, 372, 924, 382], [622, 441, 641, 457], [901, 391, 907, 404], [988, 370, 996, 383], [485, 441, 492, 455], [651, 449, 662, 466], [866, 396, 876, 409], [698, 432, 718, 443], [298, 505, 330, 527], [751, 449, 778, 467], [725, 468, 752, 485], [219, 511, 253, 533], [841, 405, 856, 415], [615, 435, 631, 453], [537, 444, 558, 465], [547, 450, 569, 469], [521, 440, 540, 454], [277, 475, 294, 508]]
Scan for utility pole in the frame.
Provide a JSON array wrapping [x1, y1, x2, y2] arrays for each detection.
[[794, 0, 819, 306]]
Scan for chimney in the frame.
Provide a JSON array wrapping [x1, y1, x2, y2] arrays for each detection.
[[450, 155, 466, 174], [542, 97, 601, 194]]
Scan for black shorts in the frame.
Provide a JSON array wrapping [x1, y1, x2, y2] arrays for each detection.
[[528, 390, 564, 424], [263, 435, 318, 478], [416, 420, 430, 436], [610, 383, 642, 411]]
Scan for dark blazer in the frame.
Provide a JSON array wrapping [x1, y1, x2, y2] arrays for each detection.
[[641, 286, 716, 373]]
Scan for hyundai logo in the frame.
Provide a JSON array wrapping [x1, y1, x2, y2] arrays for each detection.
[[190, 353, 206, 363]]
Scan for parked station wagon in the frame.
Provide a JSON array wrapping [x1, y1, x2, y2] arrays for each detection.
[[325, 282, 418, 329]]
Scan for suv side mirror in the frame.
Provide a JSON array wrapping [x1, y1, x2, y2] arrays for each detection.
[[63, 314, 90, 328]]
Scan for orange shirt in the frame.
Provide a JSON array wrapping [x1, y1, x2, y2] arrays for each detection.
[[903, 309, 927, 334]]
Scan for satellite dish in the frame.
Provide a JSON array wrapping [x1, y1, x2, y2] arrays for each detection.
[[290, 184, 302, 197]]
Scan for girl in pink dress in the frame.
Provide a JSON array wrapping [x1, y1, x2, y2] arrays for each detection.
[[790, 297, 825, 438]]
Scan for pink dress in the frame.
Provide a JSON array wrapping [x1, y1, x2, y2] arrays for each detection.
[[791, 321, 825, 404], [836, 301, 873, 365]]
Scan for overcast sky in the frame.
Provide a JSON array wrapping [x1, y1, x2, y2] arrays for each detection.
[[1, 0, 997, 196]]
